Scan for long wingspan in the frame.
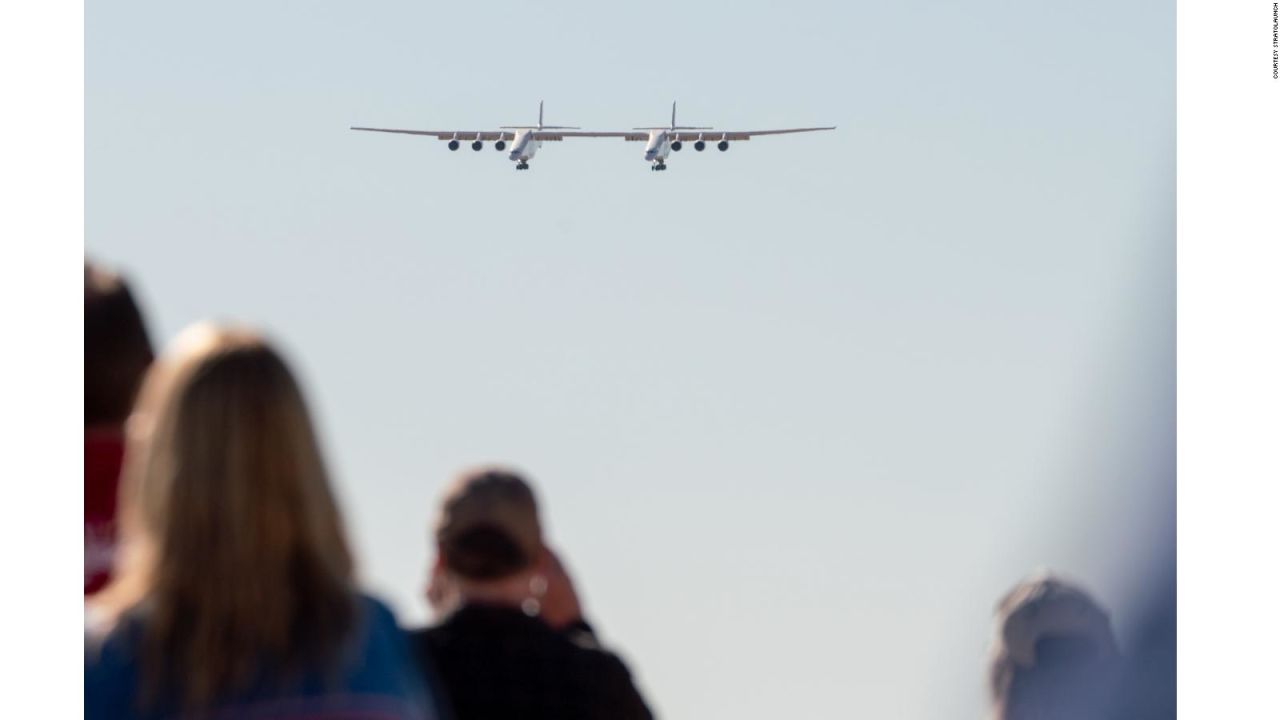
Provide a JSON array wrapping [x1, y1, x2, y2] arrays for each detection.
[[349, 127, 645, 142], [551, 128, 837, 142], [349, 126, 836, 143], [669, 127, 836, 142], [350, 127, 513, 141]]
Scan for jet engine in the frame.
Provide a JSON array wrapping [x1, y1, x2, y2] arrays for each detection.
[[494, 140, 507, 151], [447, 140, 460, 151], [671, 141, 683, 152], [472, 140, 483, 151], [717, 140, 729, 152], [694, 140, 706, 151]]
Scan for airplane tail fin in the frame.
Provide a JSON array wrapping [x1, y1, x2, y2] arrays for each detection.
[[530, 100, 580, 129], [666, 100, 711, 130]]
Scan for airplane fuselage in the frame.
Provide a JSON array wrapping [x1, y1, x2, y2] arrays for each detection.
[[643, 131, 671, 165], [509, 129, 540, 163]]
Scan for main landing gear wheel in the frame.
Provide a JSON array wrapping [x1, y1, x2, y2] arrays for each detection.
[[515, 162, 530, 170]]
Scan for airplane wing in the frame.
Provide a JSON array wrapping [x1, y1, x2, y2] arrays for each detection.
[[543, 128, 837, 142], [670, 127, 835, 142], [540, 131, 649, 141], [350, 126, 834, 142], [350, 127, 514, 141]]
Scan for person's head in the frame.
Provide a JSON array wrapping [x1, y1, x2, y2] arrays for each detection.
[[85, 262, 154, 429], [430, 467, 545, 608], [989, 574, 1120, 720], [105, 323, 354, 709]]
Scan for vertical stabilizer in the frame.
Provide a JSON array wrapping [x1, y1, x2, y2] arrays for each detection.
[[529, 101, 581, 130], [671, 101, 677, 129]]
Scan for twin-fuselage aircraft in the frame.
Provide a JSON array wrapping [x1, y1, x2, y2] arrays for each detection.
[[351, 102, 834, 171]]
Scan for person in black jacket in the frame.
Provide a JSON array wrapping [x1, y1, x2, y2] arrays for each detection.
[[408, 467, 654, 720]]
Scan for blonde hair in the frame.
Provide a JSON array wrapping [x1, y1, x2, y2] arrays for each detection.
[[99, 323, 355, 710]]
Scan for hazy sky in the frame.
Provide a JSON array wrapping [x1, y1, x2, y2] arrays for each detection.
[[87, 1, 1174, 717]]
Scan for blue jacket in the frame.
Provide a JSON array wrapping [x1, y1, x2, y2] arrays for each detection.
[[86, 595, 437, 720]]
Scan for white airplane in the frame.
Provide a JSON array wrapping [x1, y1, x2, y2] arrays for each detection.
[[351, 101, 834, 171], [604, 102, 836, 171], [351, 101, 585, 170]]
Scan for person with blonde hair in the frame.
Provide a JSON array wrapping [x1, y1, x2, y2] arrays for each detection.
[[988, 573, 1121, 720], [85, 324, 437, 719]]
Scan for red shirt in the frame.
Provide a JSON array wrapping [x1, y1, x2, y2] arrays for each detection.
[[85, 429, 125, 595]]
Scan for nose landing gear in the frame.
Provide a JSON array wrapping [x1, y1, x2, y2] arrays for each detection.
[[515, 162, 530, 170], [650, 161, 667, 172]]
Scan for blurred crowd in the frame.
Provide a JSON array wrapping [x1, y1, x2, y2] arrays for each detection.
[[84, 261, 1174, 719]]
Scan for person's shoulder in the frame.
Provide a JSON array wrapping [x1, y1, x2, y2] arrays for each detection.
[[85, 607, 145, 667], [356, 593, 401, 627], [571, 638, 636, 679], [353, 593, 415, 650], [85, 614, 145, 718], [550, 621, 637, 680], [349, 593, 416, 661], [332, 595, 440, 717], [563, 637, 653, 720], [410, 607, 471, 658], [403, 623, 439, 665], [555, 619, 614, 659]]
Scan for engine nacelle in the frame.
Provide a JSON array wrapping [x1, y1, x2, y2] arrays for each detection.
[[447, 140, 460, 151], [717, 140, 729, 152], [494, 140, 507, 151], [670, 141, 683, 152], [472, 140, 483, 151], [694, 140, 706, 152]]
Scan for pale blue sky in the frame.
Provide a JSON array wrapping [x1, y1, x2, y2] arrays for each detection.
[[87, 1, 1173, 717]]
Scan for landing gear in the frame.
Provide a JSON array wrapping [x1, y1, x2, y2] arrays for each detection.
[[650, 161, 667, 172], [515, 162, 530, 170]]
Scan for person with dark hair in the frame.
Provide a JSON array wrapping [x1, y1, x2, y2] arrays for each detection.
[[84, 262, 155, 595], [989, 573, 1121, 720], [85, 323, 437, 719], [411, 468, 653, 720]]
